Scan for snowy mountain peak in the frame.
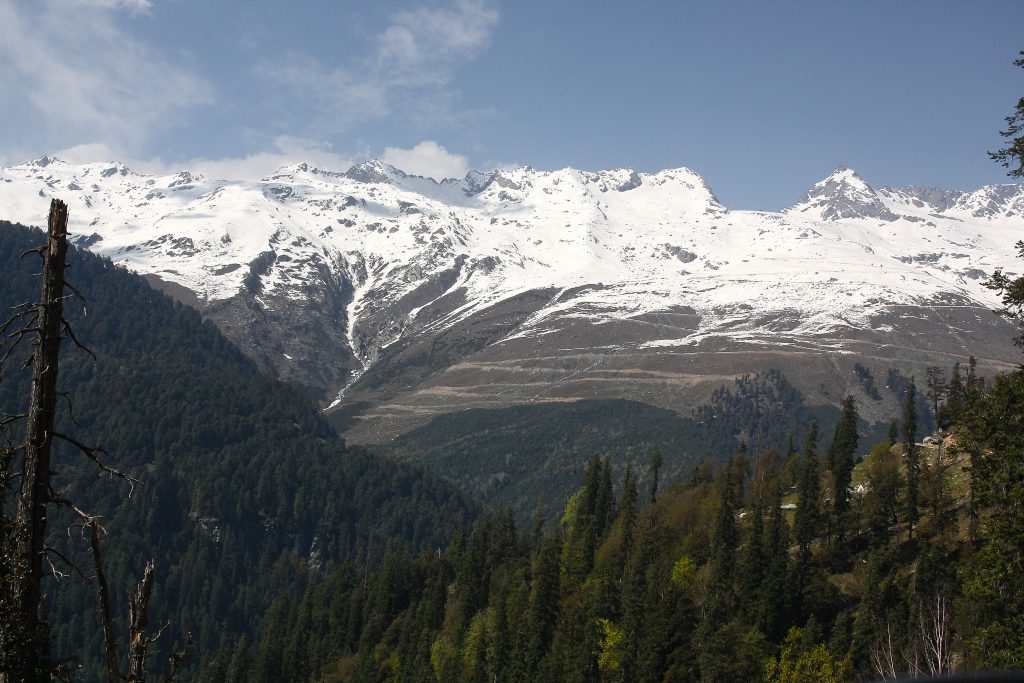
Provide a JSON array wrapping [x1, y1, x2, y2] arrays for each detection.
[[952, 183, 1024, 219], [28, 155, 66, 169], [344, 160, 408, 184], [784, 166, 898, 221], [1, 155, 1022, 408]]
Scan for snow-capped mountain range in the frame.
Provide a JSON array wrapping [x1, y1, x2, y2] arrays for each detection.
[[1, 157, 1021, 441]]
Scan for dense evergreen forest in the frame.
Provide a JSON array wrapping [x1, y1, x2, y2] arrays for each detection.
[[0, 221, 479, 679], [222, 355, 1024, 681]]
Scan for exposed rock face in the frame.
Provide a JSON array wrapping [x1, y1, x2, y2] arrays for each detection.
[[1, 156, 1021, 441]]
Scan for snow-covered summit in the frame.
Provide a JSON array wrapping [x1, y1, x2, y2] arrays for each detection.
[[1, 156, 1021, 403], [784, 166, 898, 221]]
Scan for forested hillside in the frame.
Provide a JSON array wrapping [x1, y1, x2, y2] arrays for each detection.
[[228, 355, 1024, 681], [379, 370, 905, 521], [0, 220, 479, 678]]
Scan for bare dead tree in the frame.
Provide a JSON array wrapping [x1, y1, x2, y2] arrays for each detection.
[[917, 591, 957, 676], [88, 520, 120, 683], [869, 620, 901, 681], [4, 199, 72, 681], [868, 592, 960, 681], [1, 200, 185, 681]]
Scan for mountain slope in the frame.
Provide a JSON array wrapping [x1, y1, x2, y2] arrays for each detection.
[[1, 158, 1020, 443], [0, 221, 478, 677]]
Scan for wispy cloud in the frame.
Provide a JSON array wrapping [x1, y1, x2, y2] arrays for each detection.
[[259, 0, 500, 134], [55, 136, 361, 181], [0, 0, 211, 156], [56, 0, 153, 12]]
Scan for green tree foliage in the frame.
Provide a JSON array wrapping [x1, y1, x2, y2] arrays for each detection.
[[763, 627, 850, 683], [902, 377, 920, 540], [827, 396, 858, 546], [988, 50, 1024, 178], [793, 423, 822, 615], [861, 440, 901, 550], [959, 370, 1024, 667]]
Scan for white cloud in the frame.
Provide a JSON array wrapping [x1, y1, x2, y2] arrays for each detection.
[[382, 140, 469, 180], [51, 137, 470, 183], [260, 0, 499, 133], [0, 0, 211, 156], [56, 0, 153, 11], [54, 136, 359, 181]]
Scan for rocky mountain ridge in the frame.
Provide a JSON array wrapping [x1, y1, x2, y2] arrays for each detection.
[[1, 156, 1020, 441]]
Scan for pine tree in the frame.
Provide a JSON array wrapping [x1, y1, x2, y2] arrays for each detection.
[[902, 378, 920, 541], [761, 485, 791, 641], [988, 50, 1024, 178], [828, 396, 859, 547], [738, 499, 766, 621], [648, 451, 663, 505], [794, 425, 822, 560], [940, 362, 965, 427], [595, 457, 616, 538], [527, 531, 562, 671], [925, 366, 946, 426], [619, 463, 640, 561], [705, 469, 739, 626]]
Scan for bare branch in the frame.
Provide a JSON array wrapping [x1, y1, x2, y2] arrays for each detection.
[[61, 318, 97, 360], [869, 620, 900, 681], [52, 431, 143, 494], [50, 492, 99, 526], [19, 244, 47, 260], [147, 622, 169, 647], [63, 280, 89, 315], [56, 392, 80, 428], [163, 633, 191, 683], [43, 545, 91, 580], [0, 413, 28, 429]]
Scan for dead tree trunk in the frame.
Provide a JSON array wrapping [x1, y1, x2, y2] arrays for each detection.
[[9, 199, 70, 681], [89, 520, 121, 683], [127, 561, 156, 683]]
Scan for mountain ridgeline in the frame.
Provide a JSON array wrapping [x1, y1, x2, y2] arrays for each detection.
[[0, 221, 478, 678], [0, 158, 1019, 449]]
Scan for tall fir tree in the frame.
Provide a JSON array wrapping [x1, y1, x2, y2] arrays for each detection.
[[828, 396, 859, 547], [902, 377, 920, 541]]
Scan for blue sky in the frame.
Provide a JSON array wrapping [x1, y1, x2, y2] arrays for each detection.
[[1, 0, 1021, 209]]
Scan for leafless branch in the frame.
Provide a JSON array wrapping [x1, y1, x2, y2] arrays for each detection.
[[869, 620, 901, 681], [918, 592, 957, 675], [20, 244, 47, 259], [0, 412, 28, 429], [163, 633, 191, 683], [52, 431, 143, 494], [63, 280, 88, 309], [50, 492, 99, 527], [61, 318, 97, 360], [56, 392, 81, 428], [43, 545, 92, 580]]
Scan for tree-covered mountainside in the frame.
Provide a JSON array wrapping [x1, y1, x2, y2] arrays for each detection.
[[379, 370, 891, 522], [0, 220, 479, 678], [231, 353, 1024, 681]]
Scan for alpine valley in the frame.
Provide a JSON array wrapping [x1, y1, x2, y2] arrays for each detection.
[[1, 157, 1021, 512]]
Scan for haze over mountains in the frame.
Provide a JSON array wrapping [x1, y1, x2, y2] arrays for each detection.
[[1, 156, 1020, 443]]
